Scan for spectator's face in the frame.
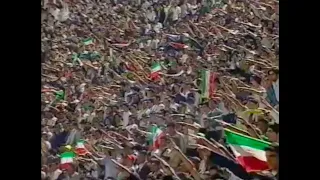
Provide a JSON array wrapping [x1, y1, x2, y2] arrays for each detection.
[[266, 150, 278, 170], [167, 126, 175, 134], [268, 71, 277, 81], [266, 128, 278, 142]]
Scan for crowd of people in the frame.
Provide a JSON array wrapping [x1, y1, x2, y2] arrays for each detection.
[[41, 0, 279, 179]]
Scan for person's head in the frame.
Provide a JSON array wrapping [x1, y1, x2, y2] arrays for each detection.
[[209, 165, 219, 176], [48, 157, 60, 171], [256, 118, 269, 134], [123, 104, 129, 112], [266, 123, 279, 142], [166, 122, 176, 135], [267, 69, 279, 82], [42, 132, 49, 141], [149, 159, 160, 172], [265, 145, 279, 171], [154, 96, 161, 104], [94, 129, 102, 139]]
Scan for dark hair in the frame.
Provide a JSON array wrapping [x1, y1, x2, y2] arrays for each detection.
[[162, 175, 174, 180], [198, 128, 207, 134], [269, 123, 279, 134], [167, 122, 176, 128], [268, 69, 279, 75]]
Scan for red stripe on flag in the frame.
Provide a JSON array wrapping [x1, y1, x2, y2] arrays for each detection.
[[209, 72, 217, 98], [236, 156, 269, 172]]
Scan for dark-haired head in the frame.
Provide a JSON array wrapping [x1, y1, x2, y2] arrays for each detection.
[[266, 122, 279, 142], [264, 144, 279, 170]]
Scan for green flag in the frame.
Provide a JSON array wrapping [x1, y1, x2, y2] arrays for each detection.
[[55, 90, 65, 101]]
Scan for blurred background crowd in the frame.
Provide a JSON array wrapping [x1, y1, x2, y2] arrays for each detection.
[[41, 0, 279, 179]]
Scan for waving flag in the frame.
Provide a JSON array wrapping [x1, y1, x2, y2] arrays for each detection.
[[200, 70, 217, 99], [149, 125, 165, 149], [225, 129, 271, 172]]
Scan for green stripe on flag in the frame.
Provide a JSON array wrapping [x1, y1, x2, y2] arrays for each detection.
[[83, 38, 93, 45], [151, 63, 161, 73], [149, 125, 162, 145], [200, 70, 209, 99], [60, 151, 75, 158], [55, 90, 65, 101], [225, 129, 271, 150]]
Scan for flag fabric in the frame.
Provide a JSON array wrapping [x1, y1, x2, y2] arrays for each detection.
[[60, 152, 75, 169], [55, 90, 65, 101], [208, 150, 250, 179], [149, 125, 164, 149], [83, 38, 94, 45], [225, 129, 271, 172], [186, 146, 250, 179], [111, 43, 130, 48], [151, 63, 161, 73], [200, 70, 217, 99], [75, 140, 89, 156], [150, 63, 162, 80], [169, 42, 189, 49], [182, 36, 203, 52]]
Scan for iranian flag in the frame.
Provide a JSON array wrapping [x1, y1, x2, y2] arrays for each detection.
[[150, 63, 162, 80], [60, 152, 75, 169], [75, 140, 89, 156], [200, 70, 217, 99], [225, 129, 271, 172], [149, 125, 164, 149]]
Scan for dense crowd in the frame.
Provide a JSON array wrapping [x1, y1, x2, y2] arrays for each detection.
[[41, 0, 279, 180]]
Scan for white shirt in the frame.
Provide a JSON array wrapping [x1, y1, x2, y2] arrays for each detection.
[[187, 3, 198, 15], [147, 39, 160, 49], [45, 141, 52, 150], [151, 104, 165, 113], [146, 10, 156, 22], [180, 4, 188, 18], [153, 23, 163, 33], [272, 79, 279, 102], [194, 91, 200, 106], [49, 169, 62, 180], [171, 6, 181, 21], [142, 1, 151, 10], [122, 111, 132, 126]]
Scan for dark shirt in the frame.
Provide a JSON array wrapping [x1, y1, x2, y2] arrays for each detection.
[[174, 92, 195, 104], [137, 163, 151, 180], [50, 131, 68, 150]]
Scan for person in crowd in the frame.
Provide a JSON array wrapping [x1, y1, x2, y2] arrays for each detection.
[[41, 0, 279, 179]]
